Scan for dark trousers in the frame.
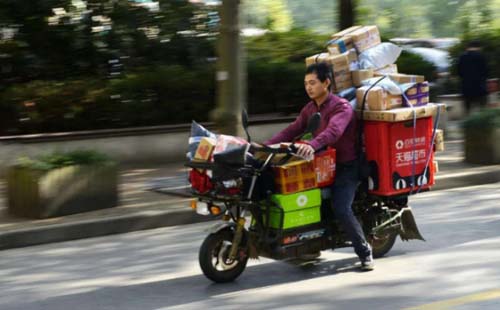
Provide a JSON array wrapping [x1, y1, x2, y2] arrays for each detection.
[[464, 96, 487, 115], [331, 160, 372, 260]]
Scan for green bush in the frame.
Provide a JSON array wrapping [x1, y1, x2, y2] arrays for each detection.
[[463, 108, 500, 130], [396, 51, 437, 82], [247, 61, 308, 115], [246, 28, 327, 63], [15, 150, 114, 171]]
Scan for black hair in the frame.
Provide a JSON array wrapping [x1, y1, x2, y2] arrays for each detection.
[[306, 62, 333, 84]]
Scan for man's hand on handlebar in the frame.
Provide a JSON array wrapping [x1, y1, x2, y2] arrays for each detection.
[[296, 143, 315, 161]]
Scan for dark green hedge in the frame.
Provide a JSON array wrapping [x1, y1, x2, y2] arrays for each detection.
[[0, 29, 439, 135], [15, 150, 114, 171], [463, 108, 500, 130], [396, 51, 437, 82]]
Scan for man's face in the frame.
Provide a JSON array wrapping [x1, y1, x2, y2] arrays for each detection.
[[304, 73, 329, 100]]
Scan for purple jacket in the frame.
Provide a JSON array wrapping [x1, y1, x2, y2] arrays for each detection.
[[265, 93, 358, 163]]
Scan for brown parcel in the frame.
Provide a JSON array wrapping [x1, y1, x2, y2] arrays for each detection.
[[352, 69, 374, 87], [434, 129, 445, 152], [327, 37, 355, 55], [331, 25, 363, 40], [356, 103, 446, 122], [356, 86, 402, 111], [387, 73, 425, 84], [344, 25, 381, 53]]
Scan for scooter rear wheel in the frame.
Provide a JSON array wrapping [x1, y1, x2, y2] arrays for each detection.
[[199, 230, 248, 283], [369, 230, 397, 258]]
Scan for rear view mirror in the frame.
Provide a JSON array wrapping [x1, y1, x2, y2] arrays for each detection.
[[241, 108, 251, 142]]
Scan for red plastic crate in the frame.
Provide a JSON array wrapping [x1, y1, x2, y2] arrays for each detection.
[[314, 148, 336, 187], [364, 117, 435, 196]]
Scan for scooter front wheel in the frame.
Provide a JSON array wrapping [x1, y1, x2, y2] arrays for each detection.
[[199, 230, 248, 283]]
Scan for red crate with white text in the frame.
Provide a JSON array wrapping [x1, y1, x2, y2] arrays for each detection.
[[314, 148, 336, 187], [364, 117, 435, 196]]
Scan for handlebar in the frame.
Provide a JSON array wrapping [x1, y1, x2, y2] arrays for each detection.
[[249, 142, 297, 155]]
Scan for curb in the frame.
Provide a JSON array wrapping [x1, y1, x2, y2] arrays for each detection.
[[0, 209, 213, 251], [1, 166, 500, 251]]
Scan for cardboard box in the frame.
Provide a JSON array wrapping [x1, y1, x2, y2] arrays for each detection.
[[305, 53, 329, 67], [405, 95, 429, 107], [194, 137, 216, 161], [403, 82, 430, 107], [356, 86, 403, 111], [305, 52, 350, 70], [434, 129, 445, 152], [374, 64, 398, 75], [327, 37, 354, 55], [405, 82, 429, 96], [356, 103, 446, 122], [388, 73, 425, 84], [331, 25, 363, 41], [346, 49, 359, 63], [352, 69, 374, 87], [333, 79, 354, 93], [345, 25, 381, 53]]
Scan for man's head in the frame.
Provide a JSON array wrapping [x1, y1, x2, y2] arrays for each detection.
[[305, 62, 332, 102]]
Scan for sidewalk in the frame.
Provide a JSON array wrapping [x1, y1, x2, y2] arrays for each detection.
[[1, 123, 500, 250]]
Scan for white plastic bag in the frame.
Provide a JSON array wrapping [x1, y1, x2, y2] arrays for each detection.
[[359, 42, 402, 70], [187, 121, 217, 160]]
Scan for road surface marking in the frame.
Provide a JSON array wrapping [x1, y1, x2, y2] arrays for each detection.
[[405, 288, 500, 310]]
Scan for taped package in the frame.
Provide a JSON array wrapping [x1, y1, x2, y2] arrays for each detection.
[[327, 26, 362, 54], [352, 69, 374, 87], [403, 82, 430, 107], [434, 129, 445, 152], [345, 25, 381, 53], [387, 73, 425, 84], [356, 86, 403, 111]]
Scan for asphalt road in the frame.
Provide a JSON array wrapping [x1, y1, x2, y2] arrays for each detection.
[[1, 183, 500, 310]]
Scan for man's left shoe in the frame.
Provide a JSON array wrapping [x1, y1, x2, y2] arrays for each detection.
[[360, 255, 375, 271]]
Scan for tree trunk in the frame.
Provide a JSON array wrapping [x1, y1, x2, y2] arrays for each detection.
[[339, 0, 355, 30], [211, 0, 245, 136]]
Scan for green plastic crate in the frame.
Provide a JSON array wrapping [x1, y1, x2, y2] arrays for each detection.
[[265, 189, 321, 229]]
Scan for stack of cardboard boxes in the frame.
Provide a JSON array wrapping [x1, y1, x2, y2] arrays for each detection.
[[305, 25, 432, 113], [305, 25, 446, 196]]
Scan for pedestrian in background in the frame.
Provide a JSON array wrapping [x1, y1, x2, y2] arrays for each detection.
[[457, 40, 489, 115]]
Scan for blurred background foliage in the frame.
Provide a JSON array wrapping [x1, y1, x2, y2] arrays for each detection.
[[0, 0, 499, 134]]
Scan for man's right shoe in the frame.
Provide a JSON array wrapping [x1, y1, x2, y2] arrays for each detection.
[[360, 255, 375, 271]]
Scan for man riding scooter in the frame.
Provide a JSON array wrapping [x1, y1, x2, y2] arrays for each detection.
[[264, 62, 374, 271]]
